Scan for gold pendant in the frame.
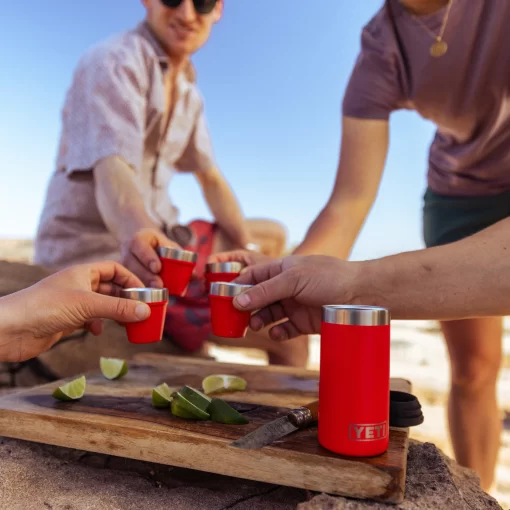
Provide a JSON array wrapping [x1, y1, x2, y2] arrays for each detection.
[[430, 39, 448, 58]]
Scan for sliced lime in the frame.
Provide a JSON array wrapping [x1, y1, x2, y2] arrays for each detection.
[[100, 357, 128, 380], [171, 398, 198, 419], [52, 376, 86, 401], [173, 392, 210, 420], [207, 398, 249, 425], [152, 383, 173, 408], [177, 385, 211, 412], [202, 374, 247, 395]]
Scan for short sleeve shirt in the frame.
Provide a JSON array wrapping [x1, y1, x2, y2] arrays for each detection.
[[342, 0, 510, 197], [35, 22, 216, 269]]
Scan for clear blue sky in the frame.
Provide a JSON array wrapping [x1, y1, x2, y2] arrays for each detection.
[[0, 0, 437, 260]]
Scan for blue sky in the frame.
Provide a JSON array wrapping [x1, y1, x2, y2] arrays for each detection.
[[0, 1, 437, 260]]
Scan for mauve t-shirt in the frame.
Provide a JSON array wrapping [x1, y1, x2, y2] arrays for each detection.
[[342, 0, 510, 196]]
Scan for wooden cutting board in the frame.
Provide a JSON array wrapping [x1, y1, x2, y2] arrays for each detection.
[[0, 354, 411, 504]]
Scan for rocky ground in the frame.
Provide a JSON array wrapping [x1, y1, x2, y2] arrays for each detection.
[[0, 434, 501, 510]]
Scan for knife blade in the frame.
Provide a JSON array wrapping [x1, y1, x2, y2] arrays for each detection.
[[230, 400, 318, 450]]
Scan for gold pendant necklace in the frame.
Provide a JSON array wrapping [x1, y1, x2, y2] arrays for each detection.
[[407, 0, 455, 58], [430, 38, 448, 57]]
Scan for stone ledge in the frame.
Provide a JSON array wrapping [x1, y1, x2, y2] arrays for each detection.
[[0, 437, 502, 510]]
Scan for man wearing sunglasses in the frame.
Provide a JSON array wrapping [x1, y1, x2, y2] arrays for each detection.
[[29, 0, 300, 388]]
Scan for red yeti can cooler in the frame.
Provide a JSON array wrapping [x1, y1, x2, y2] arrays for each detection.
[[319, 305, 390, 457]]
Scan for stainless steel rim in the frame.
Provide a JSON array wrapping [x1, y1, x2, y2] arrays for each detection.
[[205, 262, 244, 273], [119, 288, 169, 303], [157, 246, 198, 263], [322, 305, 390, 326], [209, 282, 252, 297]]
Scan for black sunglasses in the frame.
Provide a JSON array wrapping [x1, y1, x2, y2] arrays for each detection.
[[160, 0, 218, 15]]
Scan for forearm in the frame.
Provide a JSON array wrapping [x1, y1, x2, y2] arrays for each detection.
[[94, 157, 158, 243], [295, 117, 388, 259], [202, 174, 249, 248], [294, 198, 373, 259], [354, 218, 510, 320]]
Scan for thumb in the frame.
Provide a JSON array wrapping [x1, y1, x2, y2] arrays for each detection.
[[234, 272, 294, 312], [85, 294, 151, 323]]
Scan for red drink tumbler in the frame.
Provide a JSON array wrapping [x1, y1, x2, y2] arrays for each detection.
[[319, 305, 391, 457], [157, 246, 198, 297], [204, 262, 244, 292], [209, 282, 253, 338], [119, 288, 169, 344]]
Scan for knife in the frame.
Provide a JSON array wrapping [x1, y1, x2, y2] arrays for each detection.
[[230, 401, 319, 450]]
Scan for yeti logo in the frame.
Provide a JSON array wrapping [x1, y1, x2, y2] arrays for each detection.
[[348, 422, 388, 441]]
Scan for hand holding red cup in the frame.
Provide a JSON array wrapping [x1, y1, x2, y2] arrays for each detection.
[[209, 282, 253, 338], [119, 288, 169, 344], [157, 246, 198, 296]]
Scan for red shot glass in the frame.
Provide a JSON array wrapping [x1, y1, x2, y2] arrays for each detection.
[[204, 262, 245, 292], [157, 246, 198, 297], [209, 282, 253, 338], [319, 305, 391, 457], [119, 288, 169, 344]]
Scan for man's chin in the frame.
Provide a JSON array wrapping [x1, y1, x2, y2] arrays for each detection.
[[164, 39, 197, 58]]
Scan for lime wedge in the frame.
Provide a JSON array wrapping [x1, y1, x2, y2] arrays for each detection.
[[52, 376, 86, 401], [178, 385, 211, 412], [202, 374, 247, 395], [207, 398, 249, 425], [152, 383, 173, 408], [171, 398, 198, 419], [173, 391, 210, 420], [100, 357, 128, 380]]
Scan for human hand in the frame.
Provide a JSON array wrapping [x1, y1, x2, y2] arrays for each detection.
[[0, 261, 151, 363], [233, 255, 363, 340], [120, 228, 181, 287]]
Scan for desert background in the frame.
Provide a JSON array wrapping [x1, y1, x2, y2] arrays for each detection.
[[1, 238, 509, 508]]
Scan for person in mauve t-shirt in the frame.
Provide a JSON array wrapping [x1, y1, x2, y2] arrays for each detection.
[[213, 0, 510, 491], [291, 0, 509, 490]]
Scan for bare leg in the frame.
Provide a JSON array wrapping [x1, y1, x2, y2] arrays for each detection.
[[441, 317, 502, 491], [212, 218, 288, 258], [243, 218, 288, 257]]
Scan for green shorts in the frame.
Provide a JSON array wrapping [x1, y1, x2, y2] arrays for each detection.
[[423, 188, 510, 248]]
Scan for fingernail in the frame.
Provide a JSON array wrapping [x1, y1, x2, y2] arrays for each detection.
[[135, 303, 151, 320], [149, 260, 159, 273], [235, 293, 251, 308], [150, 280, 162, 289]]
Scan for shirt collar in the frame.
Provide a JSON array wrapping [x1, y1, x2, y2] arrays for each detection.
[[135, 21, 197, 84]]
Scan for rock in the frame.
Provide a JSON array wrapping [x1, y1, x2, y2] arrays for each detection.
[[0, 437, 308, 510], [298, 441, 502, 510], [0, 437, 501, 510]]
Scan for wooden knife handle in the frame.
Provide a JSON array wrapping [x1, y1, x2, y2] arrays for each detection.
[[288, 400, 319, 428]]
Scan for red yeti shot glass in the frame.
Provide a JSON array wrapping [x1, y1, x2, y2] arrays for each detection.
[[157, 246, 198, 296], [209, 282, 253, 338], [205, 262, 245, 292], [319, 305, 391, 457], [119, 288, 169, 344]]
